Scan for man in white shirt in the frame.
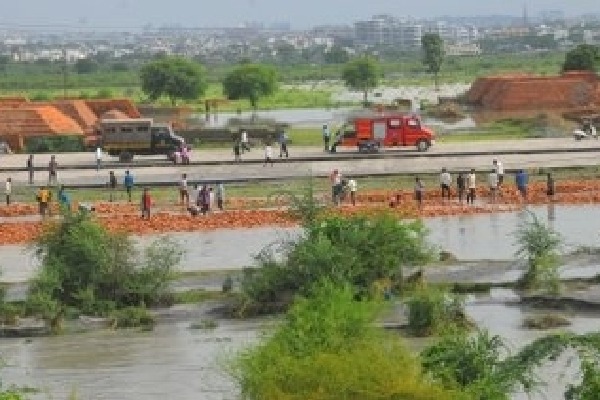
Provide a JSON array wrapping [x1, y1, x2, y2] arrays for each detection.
[[493, 158, 504, 189], [263, 143, 273, 166], [488, 169, 499, 204], [330, 169, 342, 205], [439, 168, 452, 201], [95, 147, 103, 171], [5, 177, 11, 205], [241, 130, 250, 153], [467, 169, 477, 205], [347, 178, 357, 206]]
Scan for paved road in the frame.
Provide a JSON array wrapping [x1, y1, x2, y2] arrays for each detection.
[[0, 138, 599, 185]]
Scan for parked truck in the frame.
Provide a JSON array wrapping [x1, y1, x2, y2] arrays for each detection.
[[98, 118, 186, 162], [331, 113, 435, 153]]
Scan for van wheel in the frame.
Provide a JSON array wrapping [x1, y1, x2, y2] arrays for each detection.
[[119, 152, 133, 163], [416, 140, 430, 152]]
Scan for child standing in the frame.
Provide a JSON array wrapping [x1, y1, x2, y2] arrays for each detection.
[[141, 188, 152, 220]]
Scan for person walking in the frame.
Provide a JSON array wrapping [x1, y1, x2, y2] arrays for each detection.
[[466, 169, 477, 205], [124, 170, 134, 203], [216, 181, 225, 211], [347, 178, 357, 206], [108, 171, 117, 202], [26, 154, 34, 185], [58, 185, 71, 211], [414, 176, 424, 208], [546, 172, 555, 201], [322, 123, 330, 152], [48, 155, 58, 185], [240, 129, 251, 153], [488, 169, 499, 204], [95, 147, 103, 171], [233, 140, 242, 163], [179, 173, 189, 206], [4, 177, 11, 205], [141, 188, 152, 220], [263, 142, 273, 167], [279, 129, 289, 158], [456, 172, 466, 204], [440, 168, 452, 201], [36, 186, 51, 217], [515, 169, 529, 201], [180, 145, 190, 165]]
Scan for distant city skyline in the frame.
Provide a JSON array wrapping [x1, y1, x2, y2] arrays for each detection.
[[0, 0, 599, 31]]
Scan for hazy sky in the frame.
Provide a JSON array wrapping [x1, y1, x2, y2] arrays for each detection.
[[1, 0, 599, 29]]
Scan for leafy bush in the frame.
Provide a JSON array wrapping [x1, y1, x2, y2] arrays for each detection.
[[233, 280, 461, 400], [239, 213, 434, 315], [28, 211, 182, 324], [109, 307, 155, 329], [406, 287, 468, 336], [24, 136, 85, 153], [422, 329, 600, 400], [515, 212, 562, 292]]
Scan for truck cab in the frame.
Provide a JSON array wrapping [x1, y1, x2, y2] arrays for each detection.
[[331, 114, 435, 153]]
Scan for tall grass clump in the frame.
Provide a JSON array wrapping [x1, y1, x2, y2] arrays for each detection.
[[515, 212, 562, 293]]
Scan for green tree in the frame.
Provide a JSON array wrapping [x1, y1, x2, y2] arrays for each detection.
[[222, 63, 278, 110], [74, 58, 99, 74], [342, 57, 380, 106], [234, 281, 462, 400], [562, 44, 600, 72], [28, 211, 182, 321], [422, 33, 445, 90], [324, 45, 350, 64], [140, 56, 207, 105]]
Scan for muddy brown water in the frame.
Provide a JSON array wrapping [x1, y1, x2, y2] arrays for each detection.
[[1, 204, 600, 399]]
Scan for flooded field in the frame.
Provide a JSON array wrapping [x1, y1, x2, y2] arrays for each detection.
[[0, 204, 599, 399]]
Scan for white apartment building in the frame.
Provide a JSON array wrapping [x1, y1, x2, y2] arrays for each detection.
[[354, 15, 422, 49]]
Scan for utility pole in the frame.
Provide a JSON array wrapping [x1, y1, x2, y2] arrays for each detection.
[[62, 48, 68, 99]]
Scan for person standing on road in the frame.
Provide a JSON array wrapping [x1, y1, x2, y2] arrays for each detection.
[[456, 172, 466, 204], [48, 155, 58, 185], [264, 142, 274, 167], [493, 158, 504, 193], [141, 188, 152, 220], [279, 128, 289, 158], [124, 170, 134, 203], [180, 145, 190, 165], [216, 181, 225, 211], [4, 177, 11, 205], [347, 178, 357, 206], [488, 169, 499, 204], [466, 169, 477, 205], [179, 173, 189, 206], [515, 169, 529, 201], [440, 168, 452, 201], [322, 124, 330, 152], [27, 154, 34, 185], [233, 140, 242, 163], [95, 147, 103, 171], [414, 176, 424, 208], [199, 184, 210, 215], [240, 130, 251, 153], [108, 171, 117, 202], [546, 172, 555, 201]]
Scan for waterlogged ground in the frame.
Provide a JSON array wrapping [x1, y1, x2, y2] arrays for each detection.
[[1, 204, 600, 399]]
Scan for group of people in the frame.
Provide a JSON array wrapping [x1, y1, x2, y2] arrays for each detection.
[[25, 154, 58, 185], [177, 173, 225, 216], [422, 158, 553, 208], [233, 129, 290, 164], [329, 169, 357, 206]]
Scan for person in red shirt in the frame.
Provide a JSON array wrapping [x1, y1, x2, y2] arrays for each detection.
[[141, 188, 152, 219]]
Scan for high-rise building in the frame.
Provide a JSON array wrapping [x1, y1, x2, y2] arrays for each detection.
[[354, 15, 422, 49]]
